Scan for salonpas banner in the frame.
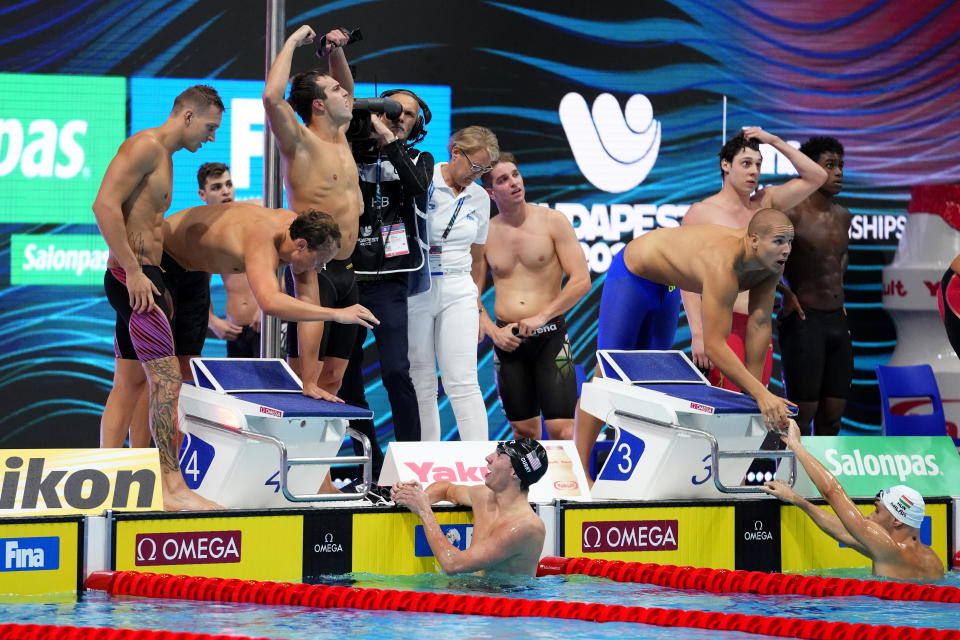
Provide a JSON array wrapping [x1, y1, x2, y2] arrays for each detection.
[[10, 234, 109, 286], [801, 436, 960, 497]]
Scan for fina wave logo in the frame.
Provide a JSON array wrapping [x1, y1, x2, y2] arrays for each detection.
[[559, 92, 661, 194]]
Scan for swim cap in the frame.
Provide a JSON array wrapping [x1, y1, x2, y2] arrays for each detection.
[[878, 485, 925, 528], [497, 439, 548, 489]]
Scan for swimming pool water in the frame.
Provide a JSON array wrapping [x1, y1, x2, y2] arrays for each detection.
[[3, 572, 959, 639]]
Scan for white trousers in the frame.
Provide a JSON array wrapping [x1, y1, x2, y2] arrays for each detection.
[[407, 272, 489, 441]]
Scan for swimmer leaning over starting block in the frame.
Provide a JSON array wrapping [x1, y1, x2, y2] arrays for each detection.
[[574, 208, 799, 480], [391, 439, 548, 577], [763, 421, 944, 580], [161, 203, 379, 397]]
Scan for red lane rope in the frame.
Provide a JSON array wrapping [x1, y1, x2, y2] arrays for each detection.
[[0, 622, 279, 640], [535, 556, 960, 603], [85, 571, 960, 640]]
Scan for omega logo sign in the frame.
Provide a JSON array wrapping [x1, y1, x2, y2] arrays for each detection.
[[582, 520, 678, 553], [135, 530, 241, 566], [744, 520, 773, 542], [314, 533, 343, 553]]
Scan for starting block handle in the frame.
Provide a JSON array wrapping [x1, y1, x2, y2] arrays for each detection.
[[184, 414, 373, 502], [613, 410, 797, 494]]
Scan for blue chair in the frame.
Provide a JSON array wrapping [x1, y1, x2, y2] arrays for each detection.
[[875, 364, 947, 437]]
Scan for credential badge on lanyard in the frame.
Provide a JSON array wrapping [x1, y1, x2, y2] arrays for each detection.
[[430, 193, 468, 275]]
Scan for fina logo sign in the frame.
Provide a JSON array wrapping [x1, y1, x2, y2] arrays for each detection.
[[559, 92, 661, 194]]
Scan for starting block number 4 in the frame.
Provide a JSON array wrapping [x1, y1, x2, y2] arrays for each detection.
[[178, 433, 215, 490]]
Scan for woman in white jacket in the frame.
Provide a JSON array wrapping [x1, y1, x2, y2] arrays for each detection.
[[408, 126, 500, 441]]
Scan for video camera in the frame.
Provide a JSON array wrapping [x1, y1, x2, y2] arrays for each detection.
[[347, 97, 402, 155]]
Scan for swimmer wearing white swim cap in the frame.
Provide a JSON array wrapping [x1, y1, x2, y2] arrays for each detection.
[[763, 421, 943, 580]]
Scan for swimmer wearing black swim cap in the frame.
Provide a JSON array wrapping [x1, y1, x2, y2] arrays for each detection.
[[391, 438, 549, 576], [496, 438, 549, 490]]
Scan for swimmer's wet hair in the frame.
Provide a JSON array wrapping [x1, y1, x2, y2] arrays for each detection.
[[800, 136, 844, 162], [480, 151, 517, 189], [719, 130, 760, 179], [290, 209, 342, 250], [449, 126, 500, 163], [197, 162, 229, 190], [747, 207, 793, 237], [287, 69, 331, 124], [172, 85, 224, 114]]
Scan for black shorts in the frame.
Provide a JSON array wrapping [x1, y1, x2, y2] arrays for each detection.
[[285, 258, 359, 361], [493, 315, 577, 422], [227, 326, 261, 358], [159, 252, 210, 357], [105, 265, 175, 362], [779, 307, 853, 402]]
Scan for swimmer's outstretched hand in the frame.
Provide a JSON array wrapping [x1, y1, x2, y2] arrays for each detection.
[[336, 304, 379, 328], [302, 382, 344, 403], [778, 419, 803, 448], [756, 389, 797, 433], [761, 479, 801, 505]]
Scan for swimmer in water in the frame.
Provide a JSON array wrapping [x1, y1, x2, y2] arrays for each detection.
[[763, 420, 944, 580], [391, 438, 548, 576]]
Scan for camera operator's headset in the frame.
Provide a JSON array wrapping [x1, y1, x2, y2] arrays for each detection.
[[380, 89, 431, 146]]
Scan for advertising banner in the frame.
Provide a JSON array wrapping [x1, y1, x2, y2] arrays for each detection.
[[0, 449, 162, 515], [352, 509, 473, 575], [561, 504, 736, 568], [10, 234, 109, 286], [114, 514, 303, 581], [380, 440, 590, 503], [0, 518, 82, 599], [797, 436, 960, 497], [0, 73, 126, 224]]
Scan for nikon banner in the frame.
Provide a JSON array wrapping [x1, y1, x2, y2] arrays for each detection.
[[0, 449, 162, 515], [797, 436, 960, 497]]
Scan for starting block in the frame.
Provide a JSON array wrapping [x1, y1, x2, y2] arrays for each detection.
[[177, 358, 374, 508], [581, 350, 795, 500]]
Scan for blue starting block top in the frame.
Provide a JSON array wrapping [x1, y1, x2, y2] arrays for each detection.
[[231, 393, 373, 419], [599, 350, 707, 384], [595, 350, 795, 416], [193, 358, 302, 393], [187, 358, 374, 419]]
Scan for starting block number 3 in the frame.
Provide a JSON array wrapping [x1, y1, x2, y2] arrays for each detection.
[[598, 429, 646, 482]]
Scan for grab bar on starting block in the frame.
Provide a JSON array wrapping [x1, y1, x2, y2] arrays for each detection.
[[613, 410, 796, 494], [184, 414, 373, 501]]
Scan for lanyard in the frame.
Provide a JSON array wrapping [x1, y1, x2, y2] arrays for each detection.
[[439, 195, 467, 243]]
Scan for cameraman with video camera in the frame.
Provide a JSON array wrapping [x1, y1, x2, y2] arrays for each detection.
[[339, 89, 434, 479]]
